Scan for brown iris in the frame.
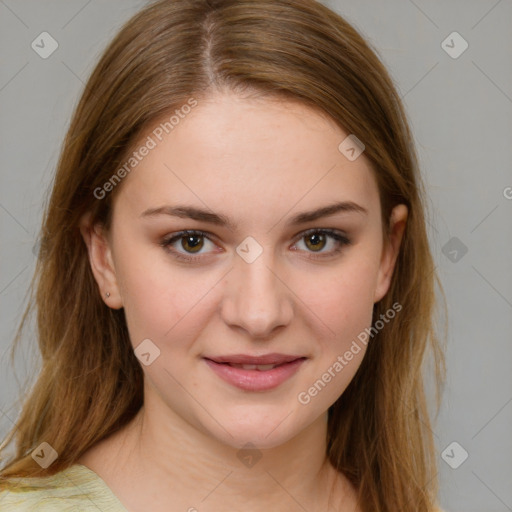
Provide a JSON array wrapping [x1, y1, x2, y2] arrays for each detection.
[[304, 232, 327, 252], [181, 234, 204, 253]]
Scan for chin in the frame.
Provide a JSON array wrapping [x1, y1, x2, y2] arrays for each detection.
[[201, 411, 302, 451]]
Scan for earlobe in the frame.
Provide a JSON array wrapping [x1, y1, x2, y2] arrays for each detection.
[[373, 204, 408, 304], [79, 213, 123, 309]]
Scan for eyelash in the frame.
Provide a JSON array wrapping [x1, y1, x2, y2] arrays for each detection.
[[159, 228, 351, 262]]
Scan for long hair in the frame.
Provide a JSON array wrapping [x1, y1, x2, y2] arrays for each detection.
[[0, 1, 446, 510]]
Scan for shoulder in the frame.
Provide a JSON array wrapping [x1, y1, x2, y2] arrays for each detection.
[[0, 464, 127, 511]]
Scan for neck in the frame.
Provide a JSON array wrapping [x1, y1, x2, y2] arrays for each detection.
[[99, 398, 346, 511]]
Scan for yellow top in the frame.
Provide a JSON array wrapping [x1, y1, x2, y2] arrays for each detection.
[[0, 463, 446, 511], [0, 463, 128, 511]]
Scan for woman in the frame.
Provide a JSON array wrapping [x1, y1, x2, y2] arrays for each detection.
[[0, 0, 446, 510]]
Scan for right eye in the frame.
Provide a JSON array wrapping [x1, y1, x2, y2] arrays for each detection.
[[159, 230, 219, 261]]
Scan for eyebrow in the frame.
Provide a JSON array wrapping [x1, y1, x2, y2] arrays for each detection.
[[139, 200, 368, 231]]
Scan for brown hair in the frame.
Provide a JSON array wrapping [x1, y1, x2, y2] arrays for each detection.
[[0, 1, 446, 510]]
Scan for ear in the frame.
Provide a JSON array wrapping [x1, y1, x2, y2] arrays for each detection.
[[373, 204, 408, 304], [79, 212, 123, 309]]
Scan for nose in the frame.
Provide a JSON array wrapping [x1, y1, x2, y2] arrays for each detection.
[[220, 249, 294, 339]]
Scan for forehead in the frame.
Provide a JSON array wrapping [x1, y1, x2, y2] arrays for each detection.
[[113, 92, 380, 227]]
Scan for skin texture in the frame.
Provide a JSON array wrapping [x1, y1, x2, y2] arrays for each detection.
[[79, 91, 407, 512]]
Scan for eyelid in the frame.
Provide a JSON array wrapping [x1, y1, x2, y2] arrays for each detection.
[[290, 227, 350, 245]]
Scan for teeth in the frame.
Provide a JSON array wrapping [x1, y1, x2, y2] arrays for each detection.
[[229, 363, 278, 371]]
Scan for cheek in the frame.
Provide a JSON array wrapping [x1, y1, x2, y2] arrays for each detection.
[[297, 255, 378, 339], [116, 250, 217, 349], [293, 262, 377, 407]]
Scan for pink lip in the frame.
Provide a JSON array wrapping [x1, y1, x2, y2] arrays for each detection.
[[203, 357, 307, 391], [206, 353, 303, 365]]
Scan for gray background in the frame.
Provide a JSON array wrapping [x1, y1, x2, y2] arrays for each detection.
[[1, 1, 511, 510]]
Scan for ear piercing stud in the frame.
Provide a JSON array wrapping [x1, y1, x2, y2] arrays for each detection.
[[105, 292, 110, 298]]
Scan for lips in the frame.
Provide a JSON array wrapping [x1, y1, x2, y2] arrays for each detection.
[[203, 353, 307, 391], [227, 362, 279, 371], [205, 353, 303, 365]]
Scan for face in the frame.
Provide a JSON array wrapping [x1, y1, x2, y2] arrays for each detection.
[[82, 91, 407, 450]]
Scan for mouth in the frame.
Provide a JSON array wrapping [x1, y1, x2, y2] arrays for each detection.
[[203, 355, 307, 391], [218, 362, 287, 371], [205, 353, 305, 366]]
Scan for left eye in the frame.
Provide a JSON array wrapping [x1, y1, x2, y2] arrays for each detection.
[[160, 229, 350, 261], [292, 228, 350, 256]]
